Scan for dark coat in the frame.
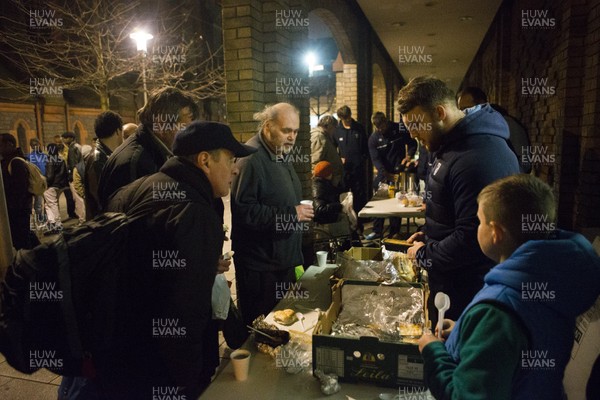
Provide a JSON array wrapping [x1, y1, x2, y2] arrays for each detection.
[[105, 156, 222, 397], [418, 104, 520, 318], [98, 124, 172, 209], [368, 121, 417, 177], [65, 142, 82, 182], [231, 133, 303, 272], [44, 155, 69, 189], [83, 140, 112, 220], [313, 177, 343, 224], [333, 119, 368, 169]]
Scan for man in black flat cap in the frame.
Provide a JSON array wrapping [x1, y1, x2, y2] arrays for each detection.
[[59, 121, 256, 400]]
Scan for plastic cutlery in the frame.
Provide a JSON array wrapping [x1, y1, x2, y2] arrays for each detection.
[[434, 292, 450, 339]]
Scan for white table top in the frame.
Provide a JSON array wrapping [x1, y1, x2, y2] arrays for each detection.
[[358, 198, 425, 219], [200, 265, 406, 400]]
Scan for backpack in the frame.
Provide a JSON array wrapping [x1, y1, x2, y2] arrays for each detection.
[[8, 157, 47, 196], [0, 211, 143, 377]]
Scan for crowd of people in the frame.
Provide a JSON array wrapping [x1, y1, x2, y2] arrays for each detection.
[[0, 77, 598, 399]]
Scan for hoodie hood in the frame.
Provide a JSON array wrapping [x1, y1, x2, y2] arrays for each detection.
[[451, 103, 510, 141], [485, 230, 600, 318]]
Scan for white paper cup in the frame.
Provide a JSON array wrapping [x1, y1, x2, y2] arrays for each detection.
[[316, 251, 328, 267], [230, 349, 251, 381], [300, 200, 313, 207]]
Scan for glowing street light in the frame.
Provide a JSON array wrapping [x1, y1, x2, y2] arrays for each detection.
[[304, 51, 317, 77], [130, 30, 153, 104]]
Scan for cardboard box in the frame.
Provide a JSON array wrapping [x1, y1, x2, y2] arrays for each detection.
[[313, 281, 427, 388]]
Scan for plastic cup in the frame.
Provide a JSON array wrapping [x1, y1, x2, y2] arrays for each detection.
[[300, 200, 313, 207], [316, 251, 328, 267], [230, 349, 251, 381]]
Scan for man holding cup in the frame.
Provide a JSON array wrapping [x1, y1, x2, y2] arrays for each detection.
[[231, 102, 314, 326]]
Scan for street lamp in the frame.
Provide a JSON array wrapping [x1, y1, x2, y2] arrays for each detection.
[[130, 30, 153, 104], [304, 51, 317, 77]]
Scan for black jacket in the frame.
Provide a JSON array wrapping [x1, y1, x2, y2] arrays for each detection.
[[106, 156, 222, 397], [313, 177, 343, 224], [368, 121, 417, 177], [231, 133, 303, 272], [417, 104, 520, 316], [44, 156, 69, 189], [65, 143, 82, 182], [83, 140, 111, 220], [333, 119, 368, 169], [98, 124, 172, 209]]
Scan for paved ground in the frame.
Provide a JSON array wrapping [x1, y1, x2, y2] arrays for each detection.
[[1, 193, 422, 399]]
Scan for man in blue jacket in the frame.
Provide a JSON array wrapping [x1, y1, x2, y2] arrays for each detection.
[[398, 76, 519, 324]]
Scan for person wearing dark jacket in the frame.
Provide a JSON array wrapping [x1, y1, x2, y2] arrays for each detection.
[[0, 133, 34, 249], [98, 86, 198, 209], [84, 111, 124, 220], [419, 174, 600, 399], [312, 161, 343, 224], [43, 143, 70, 234], [61, 131, 85, 223], [333, 105, 369, 231], [398, 77, 520, 325], [58, 122, 256, 400], [231, 102, 314, 326], [367, 112, 418, 239]]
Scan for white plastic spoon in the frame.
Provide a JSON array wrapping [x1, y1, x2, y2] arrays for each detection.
[[434, 292, 450, 339]]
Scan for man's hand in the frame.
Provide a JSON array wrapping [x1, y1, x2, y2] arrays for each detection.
[[407, 231, 426, 244], [341, 157, 346, 164], [217, 257, 231, 274], [418, 330, 443, 353], [407, 241, 425, 260], [401, 156, 412, 166], [296, 204, 314, 222]]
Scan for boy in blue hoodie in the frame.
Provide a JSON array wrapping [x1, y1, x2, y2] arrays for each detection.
[[418, 174, 600, 399]]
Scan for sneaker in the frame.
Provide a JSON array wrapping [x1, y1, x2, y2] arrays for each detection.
[[365, 232, 379, 240]]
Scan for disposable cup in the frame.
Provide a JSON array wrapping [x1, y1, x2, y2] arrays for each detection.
[[316, 251, 328, 267], [230, 349, 250, 381], [300, 200, 313, 207]]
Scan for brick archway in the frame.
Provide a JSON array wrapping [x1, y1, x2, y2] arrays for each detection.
[[9, 119, 36, 153]]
